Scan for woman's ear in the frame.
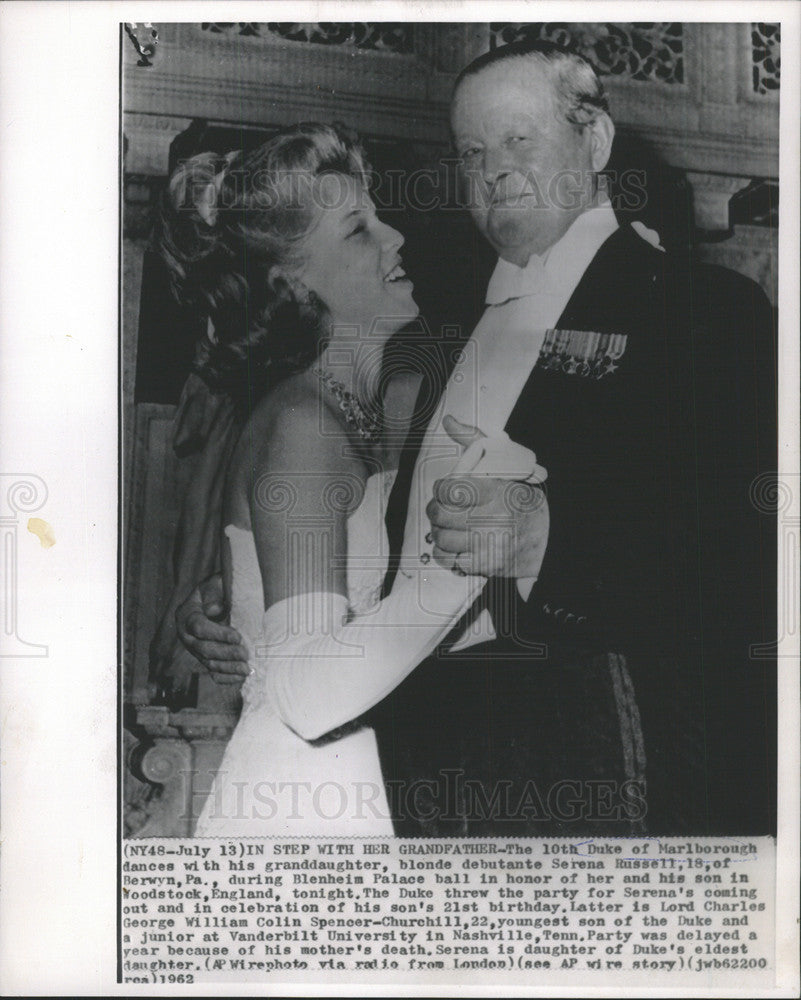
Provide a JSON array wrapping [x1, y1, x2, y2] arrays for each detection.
[[588, 113, 615, 173], [267, 265, 305, 305]]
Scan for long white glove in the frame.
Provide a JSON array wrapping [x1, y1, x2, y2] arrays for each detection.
[[259, 432, 545, 742], [259, 570, 481, 741]]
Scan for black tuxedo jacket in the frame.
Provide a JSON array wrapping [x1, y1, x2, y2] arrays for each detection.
[[374, 224, 776, 837]]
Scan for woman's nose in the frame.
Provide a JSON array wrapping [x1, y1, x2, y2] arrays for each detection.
[[380, 220, 404, 252]]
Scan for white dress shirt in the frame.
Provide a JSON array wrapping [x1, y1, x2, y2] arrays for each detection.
[[398, 198, 620, 650]]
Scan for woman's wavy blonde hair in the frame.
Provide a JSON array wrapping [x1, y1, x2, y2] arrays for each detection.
[[157, 122, 370, 406]]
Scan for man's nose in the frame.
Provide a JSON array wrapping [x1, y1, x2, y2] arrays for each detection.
[[481, 145, 511, 185]]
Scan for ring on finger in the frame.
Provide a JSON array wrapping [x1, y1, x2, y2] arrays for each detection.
[[451, 552, 468, 577]]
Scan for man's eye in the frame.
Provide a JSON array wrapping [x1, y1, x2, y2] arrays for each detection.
[[506, 135, 528, 145], [459, 147, 481, 161], [347, 223, 366, 238]]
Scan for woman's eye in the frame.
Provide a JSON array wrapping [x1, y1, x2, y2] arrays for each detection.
[[459, 147, 481, 160], [347, 223, 366, 238]]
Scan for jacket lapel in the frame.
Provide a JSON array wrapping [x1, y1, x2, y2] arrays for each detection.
[[504, 224, 660, 437]]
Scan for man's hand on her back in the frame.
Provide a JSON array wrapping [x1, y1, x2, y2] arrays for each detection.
[[176, 574, 250, 684]]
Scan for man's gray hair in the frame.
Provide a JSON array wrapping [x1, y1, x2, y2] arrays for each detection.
[[455, 39, 610, 129]]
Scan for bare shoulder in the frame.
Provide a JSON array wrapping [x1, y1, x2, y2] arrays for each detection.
[[229, 375, 369, 524]]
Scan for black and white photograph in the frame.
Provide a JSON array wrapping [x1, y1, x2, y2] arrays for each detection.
[[123, 18, 779, 840], [0, 2, 798, 995]]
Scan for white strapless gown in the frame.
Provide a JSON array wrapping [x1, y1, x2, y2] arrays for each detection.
[[194, 470, 397, 837]]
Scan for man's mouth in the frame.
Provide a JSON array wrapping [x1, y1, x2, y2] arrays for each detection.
[[490, 191, 533, 208]]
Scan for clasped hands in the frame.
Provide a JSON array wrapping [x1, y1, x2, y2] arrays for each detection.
[[426, 415, 550, 579], [177, 415, 549, 682]]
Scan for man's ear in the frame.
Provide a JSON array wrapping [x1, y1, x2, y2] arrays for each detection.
[[588, 113, 615, 173]]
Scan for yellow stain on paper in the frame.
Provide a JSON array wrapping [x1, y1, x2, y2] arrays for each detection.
[[27, 518, 56, 548]]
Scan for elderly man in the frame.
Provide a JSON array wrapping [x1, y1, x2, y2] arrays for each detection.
[[181, 40, 776, 837]]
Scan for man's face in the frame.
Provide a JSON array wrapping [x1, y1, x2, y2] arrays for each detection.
[[451, 59, 598, 265]]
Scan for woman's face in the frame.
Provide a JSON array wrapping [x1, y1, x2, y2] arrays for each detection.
[[297, 173, 419, 342]]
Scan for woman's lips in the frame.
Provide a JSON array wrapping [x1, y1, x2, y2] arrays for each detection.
[[383, 262, 408, 282]]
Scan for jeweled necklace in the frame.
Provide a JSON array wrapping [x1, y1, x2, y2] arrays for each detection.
[[312, 367, 382, 443]]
